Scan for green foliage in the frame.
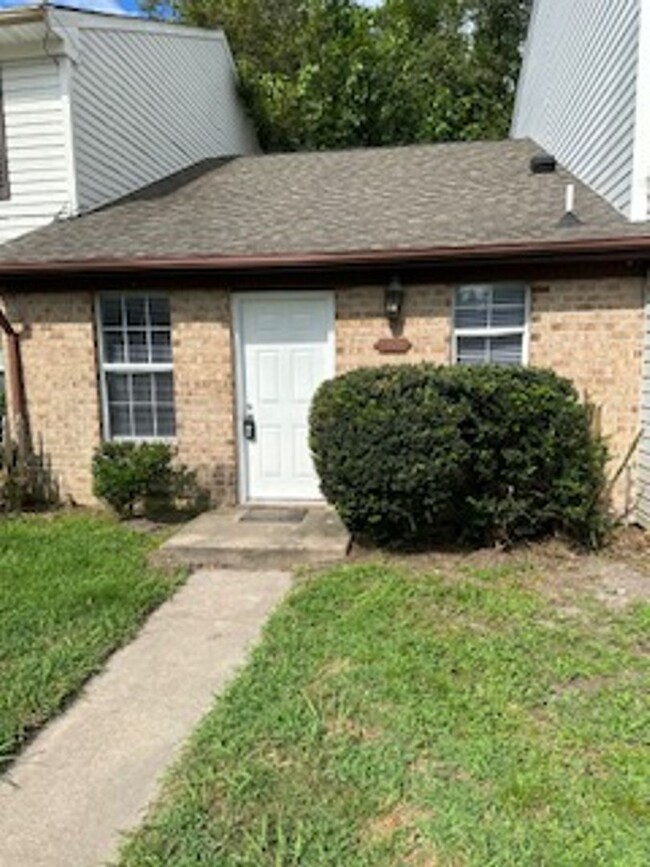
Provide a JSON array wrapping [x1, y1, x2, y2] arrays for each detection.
[[92, 442, 205, 518], [143, 0, 532, 152], [310, 364, 610, 548], [0, 428, 59, 513]]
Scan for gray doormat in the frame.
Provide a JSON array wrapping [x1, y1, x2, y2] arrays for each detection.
[[240, 507, 308, 524]]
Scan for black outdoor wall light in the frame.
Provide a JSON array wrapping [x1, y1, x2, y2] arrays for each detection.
[[385, 277, 404, 323]]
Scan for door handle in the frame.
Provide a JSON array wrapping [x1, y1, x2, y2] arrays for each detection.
[[243, 409, 256, 441]]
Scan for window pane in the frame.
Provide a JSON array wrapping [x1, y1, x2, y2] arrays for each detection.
[[456, 286, 490, 307], [125, 297, 147, 327], [149, 297, 171, 327], [101, 298, 122, 328], [133, 405, 155, 437], [131, 373, 153, 403], [104, 331, 126, 364], [106, 372, 129, 402], [109, 404, 131, 437], [455, 307, 489, 329], [488, 334, 523, 365], [154, 371, 174, 403], [151, 330, 172, 363], [492, 285, 526, 329], [492, 286, 526, 306], [491, 305, 526, 328], [156, 405, 176, 437], [454, 285, 490, 330], [127, 331, 149, 364], [457, 336, 488, 365]]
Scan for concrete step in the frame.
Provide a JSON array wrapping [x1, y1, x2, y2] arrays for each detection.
[[160, 505, 351, 571]]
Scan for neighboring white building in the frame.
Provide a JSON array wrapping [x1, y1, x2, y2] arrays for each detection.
[[512, 0, 650, 221], [0, 3, 257, 244], [513, 0, 650, 525]]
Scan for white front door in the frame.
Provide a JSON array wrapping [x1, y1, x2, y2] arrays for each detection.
[[235, 292, 335, 501]]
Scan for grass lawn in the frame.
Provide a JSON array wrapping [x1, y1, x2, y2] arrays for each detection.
[[0, 511, 183, 769], [119, 555, 649, 867]]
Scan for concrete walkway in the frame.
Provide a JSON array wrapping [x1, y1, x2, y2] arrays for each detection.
[[0, 568, 291, 867]]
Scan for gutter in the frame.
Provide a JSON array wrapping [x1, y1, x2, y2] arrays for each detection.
[[0, 7, 46, 28], [0, 309, 29, 445], [1, 235, 650, 277]]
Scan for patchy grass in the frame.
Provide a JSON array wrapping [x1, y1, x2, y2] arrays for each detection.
[[119, 558, 649, 867], [0, 512, 183, 769]]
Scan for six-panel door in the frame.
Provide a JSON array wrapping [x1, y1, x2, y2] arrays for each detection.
[[236, 293, 335, 501]]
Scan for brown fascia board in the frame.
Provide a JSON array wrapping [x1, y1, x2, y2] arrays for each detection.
[[0, 7, 46, 27], [2, 235, 650, 279]]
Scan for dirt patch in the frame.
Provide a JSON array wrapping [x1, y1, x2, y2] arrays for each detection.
[[362, 803, 430, 845], [549, 674, 614, 698], [349, 531, 650, 611], [325, 715, 383, 742]]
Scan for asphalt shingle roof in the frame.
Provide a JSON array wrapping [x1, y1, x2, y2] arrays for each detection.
[[1, 138, 648, 266]]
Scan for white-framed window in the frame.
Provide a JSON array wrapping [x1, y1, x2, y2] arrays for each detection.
[[453, 284, 529, 366], [98, 294, 176, 440]]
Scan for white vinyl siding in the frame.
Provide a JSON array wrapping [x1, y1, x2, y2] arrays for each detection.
[[71, 26, 257, 214], [98, 295, 176, 441], [453, 285, 528, 366], [512, 0, 641, 218], [0, 57, 72, 244]]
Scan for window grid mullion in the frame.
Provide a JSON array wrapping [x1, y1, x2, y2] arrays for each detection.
[[145, 296, 153, 366], [121, 296, 129, 365], [126, 372, 135, 439], [152, 372, 159, 438], [454, 328, 524, 338]]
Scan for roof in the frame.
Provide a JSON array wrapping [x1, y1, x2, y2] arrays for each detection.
[[0, 4, 226, 53], [1, 138, 650, 275]]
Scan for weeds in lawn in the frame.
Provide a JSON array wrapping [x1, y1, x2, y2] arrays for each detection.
[[119, 560, 650, 866]]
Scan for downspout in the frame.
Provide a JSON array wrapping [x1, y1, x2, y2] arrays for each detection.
[[0, 307, 30, 444]]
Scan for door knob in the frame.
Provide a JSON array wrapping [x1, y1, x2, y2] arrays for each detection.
[[243, 409, 256, 441]]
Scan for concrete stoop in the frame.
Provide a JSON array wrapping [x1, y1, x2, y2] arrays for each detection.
[[161, 505, 351, 570]]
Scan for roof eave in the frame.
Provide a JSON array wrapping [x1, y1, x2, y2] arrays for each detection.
[[1, 235, 650, 278], [0, 7, 46, 28]]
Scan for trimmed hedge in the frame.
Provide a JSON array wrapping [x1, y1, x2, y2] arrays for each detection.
[[310, 364, 610, 548]]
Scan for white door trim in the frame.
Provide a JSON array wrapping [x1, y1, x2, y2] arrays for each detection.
[[232, 290, 336, 503]]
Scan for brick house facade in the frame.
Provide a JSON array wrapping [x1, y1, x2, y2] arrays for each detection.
[[1, 270, 645, 511]]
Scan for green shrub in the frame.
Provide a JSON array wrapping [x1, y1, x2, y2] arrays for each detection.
[[92, 442, 186, 517], [310, 364, 609, 549]]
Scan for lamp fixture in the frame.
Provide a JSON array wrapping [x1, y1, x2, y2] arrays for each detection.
[[385, 277, 404, 322]]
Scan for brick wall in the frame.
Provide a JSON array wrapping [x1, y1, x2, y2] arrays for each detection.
[[2, 277, 644, 509], [336, 285, 452, 371], [2, 291, 101, 504], [171, 289, 237, 504], [529, 277, 645, 509]]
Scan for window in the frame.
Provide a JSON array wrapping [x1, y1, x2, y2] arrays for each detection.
[[453, 284, 528, 366], [98, 295, 175, 439], [0, 75, 10, 201]]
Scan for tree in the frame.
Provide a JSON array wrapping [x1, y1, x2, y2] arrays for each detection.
[[145, 0, 532, 152]]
